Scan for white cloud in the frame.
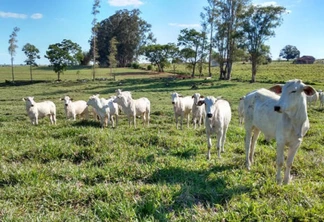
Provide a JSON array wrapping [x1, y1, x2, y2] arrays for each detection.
[[0, 11, 27, 19], [169, 23, 201, 29], [254, 1, 278, 7], [108, 0, 143, 7], [30, 13, 43, 19]]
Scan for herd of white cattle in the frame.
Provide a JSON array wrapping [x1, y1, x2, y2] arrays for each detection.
[[22, 79, 323, 185]]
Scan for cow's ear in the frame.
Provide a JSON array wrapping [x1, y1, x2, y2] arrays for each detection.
[[269, 85, 282, 94], [192, 95, 194, 98], [22, 98, 26, 101], [303, 85, 316, 96], [197, 100, 205, 106], [200, 95, 204, 98]]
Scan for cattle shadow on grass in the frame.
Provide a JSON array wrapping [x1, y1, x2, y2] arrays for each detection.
[[139, 165, 250, 220]]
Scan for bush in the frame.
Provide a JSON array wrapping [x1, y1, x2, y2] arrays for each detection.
[[131, 62, 140, 69], [147, 65, 152, 70]]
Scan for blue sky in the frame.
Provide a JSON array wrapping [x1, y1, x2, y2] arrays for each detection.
[[1, 0, 323, 65]]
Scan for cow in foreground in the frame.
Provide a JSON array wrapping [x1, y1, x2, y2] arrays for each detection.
[[23, 97, 57, 125], [198, 96, 231, 160], [171, 92, 193, 130], [60, 95, 89, 121], [192, 93, 206, 129], [244, 79, 316, 184]]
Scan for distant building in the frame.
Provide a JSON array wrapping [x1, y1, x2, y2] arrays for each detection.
[[294, 55, 316, 64]]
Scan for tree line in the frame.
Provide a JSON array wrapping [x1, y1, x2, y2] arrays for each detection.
[[8, 0, 300, 83]]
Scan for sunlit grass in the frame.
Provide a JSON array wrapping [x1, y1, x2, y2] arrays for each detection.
[[0, 63, 324, 220]]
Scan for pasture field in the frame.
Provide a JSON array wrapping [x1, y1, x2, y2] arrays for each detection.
[[0, 62, 324, 221]]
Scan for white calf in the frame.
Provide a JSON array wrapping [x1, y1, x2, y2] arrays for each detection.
[[116, 89, 132, 98], [23, 97, 56, 125], [238, 96, 245, 125], [87, 95, 118, 128], [171, 92, 194, 129], [192, 93, 206, 129], [198, 96, 231, 160], [113, 94, 150, 128], [244, 79, 316, 184], [60, 95, 89, 120], [306, 91, 319, 107]]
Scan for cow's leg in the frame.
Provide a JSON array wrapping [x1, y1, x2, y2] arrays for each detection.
[[175, 114, 179, 129], [206, 132, 212, 160], [180, 113, 184, 130], [276, 141, 285, 184], [186, 113, 190, 128], [221, 125, 229, 153], [133, 114, 136, 128], [245, 129, 252, 170], [249, 128, 260, 165], [216, 129, 223, 158], [283, 141, 301, 184]]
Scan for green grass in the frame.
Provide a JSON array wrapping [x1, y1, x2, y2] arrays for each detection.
[[0, 62, 324, 221]]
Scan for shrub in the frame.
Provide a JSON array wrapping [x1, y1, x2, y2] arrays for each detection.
[[132, 62, 140, 69], [147, 64, 152, 70]]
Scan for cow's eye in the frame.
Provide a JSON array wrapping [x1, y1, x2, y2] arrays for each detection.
[[290, 90, 296, 94]]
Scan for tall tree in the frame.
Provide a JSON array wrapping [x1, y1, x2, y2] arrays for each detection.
[[91, 0, 101, 81], [8, 27, 20, 82], [22, 43, 40, 82], [201, 0, 217, 77], [93, 9, 154, 67], [45, 39, 83, 81], [177, 28, 207, 77], [241, 4, 285, 82], [108, 37, 118, 81], [212, 0, 250, 80], [279, 45, 300, 61]]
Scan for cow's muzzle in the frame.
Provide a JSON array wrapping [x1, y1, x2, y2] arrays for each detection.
[[172, 102, 175, 105], [207, 113, 213, 118]]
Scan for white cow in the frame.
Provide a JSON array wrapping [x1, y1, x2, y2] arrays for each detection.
[[192, 93, 206, 129], [171, 92, 194, 130], [23, 97, 56, 125], [60, 95, 89, 120], [116, 89, 132, 98], [198, 96, 231, 160], [319, 90, 324, 108], [306, 91, 319, 107], [238, 96, 245, 125], [244, 79, 316, 184], [87, 94, 118, 128], [113, 94, 150, 128]]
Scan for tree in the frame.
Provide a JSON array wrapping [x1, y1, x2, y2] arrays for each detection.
[[201, 0, 217, 77], [212, 0, 250, 80], [141, 43, 178, 72], [8, 27, 20, 82], [22, 43, 40, 82], [108, 37, 118, 81], [177, 28, 207, 77], [93, 9, 154, 67], [241, 4, 285, 82], [80, 51, 92, 65], [45, 39, 83, 81], [91, 0, 101, 81], [279, 45, 300, 61]]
